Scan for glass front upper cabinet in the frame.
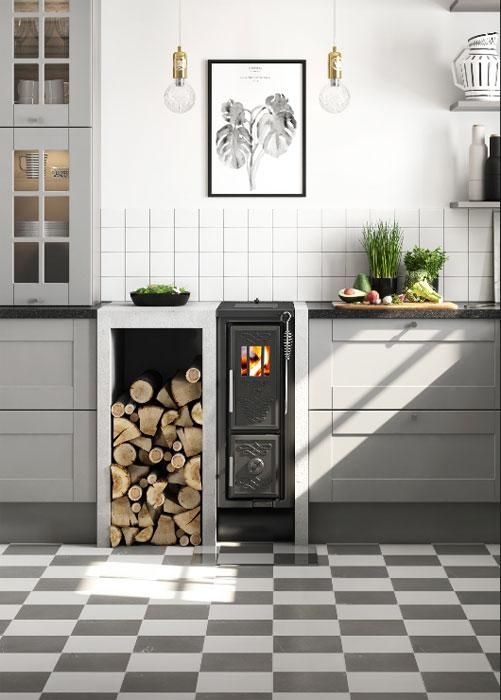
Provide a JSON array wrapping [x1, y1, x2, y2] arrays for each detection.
[[0, 0, 92, 127]]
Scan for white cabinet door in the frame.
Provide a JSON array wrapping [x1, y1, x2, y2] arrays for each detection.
[[0, 0, 92, 127]]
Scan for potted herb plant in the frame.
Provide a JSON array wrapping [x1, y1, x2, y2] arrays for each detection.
[[361, 220, 403, 298], [403, 246, 448, 291], [130, 284, 190, 307]]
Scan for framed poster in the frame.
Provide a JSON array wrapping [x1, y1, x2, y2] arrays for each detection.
[[208, 60, 306, 197]]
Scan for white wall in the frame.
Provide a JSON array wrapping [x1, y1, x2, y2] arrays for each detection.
[[101, 0, 500, 208]]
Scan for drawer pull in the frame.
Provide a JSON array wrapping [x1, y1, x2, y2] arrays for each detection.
[[405, 321, 418, 329], [411, 413, 418, 420]]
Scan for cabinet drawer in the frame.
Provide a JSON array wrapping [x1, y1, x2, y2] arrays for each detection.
[[0, 410, 96, 502], [309, 410, 500, 503], [331, 319, 496, 342], [0, 319, 96, 410]]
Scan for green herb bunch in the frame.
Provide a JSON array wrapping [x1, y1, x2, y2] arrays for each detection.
[[361, 220, 403, 278], [404, 246, 447, 283], [134, 284, 187, 295]]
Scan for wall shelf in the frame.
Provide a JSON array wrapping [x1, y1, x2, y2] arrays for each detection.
[[450, 0, 500, 11], [450, 100, 500, 111], [450, 201, 501, 208]]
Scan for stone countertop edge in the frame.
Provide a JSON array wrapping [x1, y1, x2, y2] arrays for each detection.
[[0, 305, 100, 319], [308, 302, 501, 320]]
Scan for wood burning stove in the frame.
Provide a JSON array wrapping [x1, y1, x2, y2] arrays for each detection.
[[217, 301, 295, 541]]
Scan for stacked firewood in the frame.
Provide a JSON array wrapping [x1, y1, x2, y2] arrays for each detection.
[[109, 358, 202, 547]]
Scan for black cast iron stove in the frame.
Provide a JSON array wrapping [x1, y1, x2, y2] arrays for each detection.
[[217, 300, 295, 541]]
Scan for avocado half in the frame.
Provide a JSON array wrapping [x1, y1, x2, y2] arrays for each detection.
[[338, 288, 366, 303]]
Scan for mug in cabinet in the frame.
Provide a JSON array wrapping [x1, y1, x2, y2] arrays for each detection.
[[17, 79, 39, 104], [44, 79, 64, 104]]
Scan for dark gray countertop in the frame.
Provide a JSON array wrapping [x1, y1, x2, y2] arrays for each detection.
[[308, 302, 501, 319], [0, 305, 100, 319]]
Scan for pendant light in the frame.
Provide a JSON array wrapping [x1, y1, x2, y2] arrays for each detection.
[[164, 0, 195, 113], [319, 0, 350, 113]]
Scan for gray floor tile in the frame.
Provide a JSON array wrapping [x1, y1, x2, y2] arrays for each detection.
[[217, 592, 273, 604], [0, 620, 9, 634], [487, 652, 500, 671], [471, 620, 500, 636], [217, 566, 273, 578], [350, 694, 427, 700], [273, 635, 342, 653], [434, 544, 490, 555], [54, 653, 130, 672], [345, 652, 419, 672], [274, 578, 333, 591], [146, 604, 209, 619], [384, 555, 441, 566], [206, 620, 272, 636], [274, 671, 348, 692], [327, 545, 381, 555], [134, 636, 205, 653], [273, 604, 337, 619], [201, 652, 272, 672], [445, 566, 500, 578], [196, 694, 271, 700], [4, 544, 60, 555], [41, 694, 117, 700], [392, 578, 452, 591], [51, 555, 109, 566], [273, 554, 320, 565], [0, 591, 29, 604], [16, 604, 83, 620], [400, 604, 466, 619], [0, 635, 68, 653], [0, 671, 50, 691], [410, 635, 482, 653], [457, 591, 500, 604], [0, 566, 46, 578], [219, 544, 274, 554], [73, 620, 141, 636], [340, 620, 407, 636], [87, 595, 150, 605], [422, 671, 500, 692], [335, 591, 397, 605], [121, 671, 198, 692], [332, 566, 389, 578]]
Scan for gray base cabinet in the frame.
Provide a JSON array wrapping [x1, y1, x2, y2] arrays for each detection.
[[309, 318, 501, 504]]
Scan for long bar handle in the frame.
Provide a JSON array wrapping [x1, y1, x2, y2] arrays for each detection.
[[228, 456, 234, 487], [228, 369, 234, 413]]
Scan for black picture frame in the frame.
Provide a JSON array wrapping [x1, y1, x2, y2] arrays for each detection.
[[208, 59, 306, 198]]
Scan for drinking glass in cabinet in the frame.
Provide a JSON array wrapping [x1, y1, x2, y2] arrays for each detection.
[[45, 242, 69, 283], [44, 17, 69, 59], [44, 150, 69, 191], [44, 197, 69, 237], [14, 17, 39, 59], [14, 197, 40, 238], [14, 1, 39, 13], [15, 150, 42, 191], [45, 0, 69, 11], [14, 242, 39, 283]]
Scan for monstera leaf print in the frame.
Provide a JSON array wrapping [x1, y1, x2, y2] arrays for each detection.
[[216, 100, 252, 169], [257, 94, 297, 158]]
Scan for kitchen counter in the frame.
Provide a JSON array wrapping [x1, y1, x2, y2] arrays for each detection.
[[308, 302, 501, 319], [0, 305, 100, 319]]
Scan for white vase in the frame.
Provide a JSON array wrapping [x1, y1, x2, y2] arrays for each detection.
[[453, 32, 500, 101], [468, 125, 487, 201]]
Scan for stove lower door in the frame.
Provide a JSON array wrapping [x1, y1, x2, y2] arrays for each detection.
[[228, 434, 280, 500]]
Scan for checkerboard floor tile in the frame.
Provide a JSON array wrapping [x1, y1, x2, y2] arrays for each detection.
[[0, 542, 498, 698]]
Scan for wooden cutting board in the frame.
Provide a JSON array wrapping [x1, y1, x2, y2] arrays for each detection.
[[333, 301, 459, 310]]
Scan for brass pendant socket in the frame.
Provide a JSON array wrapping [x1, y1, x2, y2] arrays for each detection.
[[173, 45, 188, 80], [328, 46, 343, 80]]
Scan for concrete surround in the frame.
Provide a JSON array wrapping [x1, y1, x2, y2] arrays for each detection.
[[96, 302, 309, 547]]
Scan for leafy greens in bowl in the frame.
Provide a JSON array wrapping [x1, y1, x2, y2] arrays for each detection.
[[130, 284, 190, 306]]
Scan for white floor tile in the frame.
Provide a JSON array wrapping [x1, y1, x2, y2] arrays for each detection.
[[3, 620, 77, 636], [395, 591, 460, 605], [477, 635, 501, 653], [273, 652, 345, 671], [0, 653, 59, 671], [273, 620, 340, 636], [336, 604, 402, 620], [341, 635, 413, 653], [196, 671, 272, 692], [462, 604, 501, 620], [139, 620, 207, 636], [202, 635, 273, 653], [404, 619, 475, 636], [347, 671, 425, 693], [387, 566, 447, 578], [332, 578, 393, 592], [44, 672, 124, 692], [273, 591, 335, 605], [451, 578, 500, 592], [63, 635, 137, 653], [415, 652, 492, 672], [209, 604, 273, 620], [79, 604, 147, 620], [127, 653, 202, 671]]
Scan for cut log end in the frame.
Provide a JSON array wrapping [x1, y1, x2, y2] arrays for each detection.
[[110, 525, 122, 548]]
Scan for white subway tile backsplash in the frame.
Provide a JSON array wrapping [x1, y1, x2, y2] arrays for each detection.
[[224, 252, 248, 277], [370, 208, 395, 223], [126, 252, 149, 277], [273, 228, 297, 252], [126, 228, 149, 253], [298, 276, 322, 300], [249, 252, 273, 277], [175, 252, 199, 277], [150, 227, 174, 252], [150, 208, 174, 228], [346, 209, 370, 228], [175, 276, 199, 300], [346, 228, 364, 252], [101, 228, 125, 252], [126, 208, 149, 228], [469, 276, 493, 302], [249, 209, 272, 228], [298, 209, 322, 227], [469, 209, 492, 228], [273, 277, 297, 301], [199, 277, 224, 301], [101, 277, 125, 302], [249, 276, 273, 301], [200, 252, 223, 278], [101, 208, 125, 228], [199, 208, 223, 228], [346, 252, 369, 277], [175, 227, 199, 252], [273, 252, 297, 277], [101, 252, 125, 277], [224, 277, 248, 301], [298, 252, 322, 277], [224, 228, 248, 252], [322, 277, 346, 302], [395, 208, 420, 228], [469, 227, 493, 252], [444, 253, 468, 277], [443, 277, 469, 302], [150, 252, 174, 278], [444, 227, 468, 252], [420, 227, 443, 249], [469, 252, 493, 277], [298, 228, 322, 252], [322, 209, 346, 228], [322, 227, 346, 252], [402, 228, 419, 251], [224, 208, 248, 228], [419, 208, 443, 228], [273, 209, 297, 228], [249, 228, 273, 252], [200, 227, 224, 252], [322, 252, 346, 277], [444, 208, 468, 228], [175, 208, 199, 228]]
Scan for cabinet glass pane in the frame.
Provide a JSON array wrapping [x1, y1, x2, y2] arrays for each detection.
[[14, 18, 39, 58], [15, 1, 39, 11], [44, 242, 68, 282], [14, 64, 39, 104], [45, 0, 69, 11], [44, 150, 69, 191], [44, 64, 69, 104], [44, 17, 69, 59], [44, 197, 69, 237], [14, 242, 39, 282], [14, 197, 39, 237], [14, 150, 42, 191]]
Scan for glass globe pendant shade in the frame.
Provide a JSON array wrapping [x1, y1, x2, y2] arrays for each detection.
[[164, 78, 195, 113], [319, 79, 350, 113]]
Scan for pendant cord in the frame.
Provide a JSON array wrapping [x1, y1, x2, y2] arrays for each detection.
[[178, 0, 182, 47], [332, 0, 337, 46]]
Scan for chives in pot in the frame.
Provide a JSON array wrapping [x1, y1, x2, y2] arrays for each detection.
[[361, 220, 403, 298]]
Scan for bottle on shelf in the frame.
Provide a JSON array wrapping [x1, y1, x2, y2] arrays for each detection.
[[485, 135, 501, 202], [468, 124, 487, 201]]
